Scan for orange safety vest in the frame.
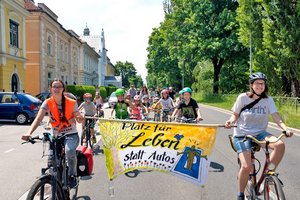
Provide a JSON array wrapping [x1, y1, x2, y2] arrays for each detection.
[[47, 96, 76, 131]]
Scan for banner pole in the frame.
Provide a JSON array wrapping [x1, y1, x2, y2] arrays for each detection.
[[108, 179, 115, 197]]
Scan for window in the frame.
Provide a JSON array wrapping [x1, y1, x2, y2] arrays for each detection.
[[65, 47, 68, 63], [9, 20, 19, 47], [61, 44, 64, 62], [47, 35, 52, 55], [48, 72, 52, 87]]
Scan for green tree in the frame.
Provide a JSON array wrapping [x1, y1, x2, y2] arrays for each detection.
[[114, 61, 140, 88], [237, 0, 300, 96]]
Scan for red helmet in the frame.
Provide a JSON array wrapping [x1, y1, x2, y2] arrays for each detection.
[[161, 89, 169, 94], [134, 95, 140, 101], [83, 93, 92, 98]]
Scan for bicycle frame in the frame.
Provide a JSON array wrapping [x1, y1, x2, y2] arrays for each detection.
[[250, 140, 272, 196], [44, 132, 70, 199]]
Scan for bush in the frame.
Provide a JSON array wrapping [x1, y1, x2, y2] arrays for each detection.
[[99, 86, 107, 99], [66, 85, 96, 101]]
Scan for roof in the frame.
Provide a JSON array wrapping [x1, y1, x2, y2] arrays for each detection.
[[24, 0, 40, 11]]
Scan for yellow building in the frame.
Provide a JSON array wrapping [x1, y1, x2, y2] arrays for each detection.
[[0, 0, 29, 92]]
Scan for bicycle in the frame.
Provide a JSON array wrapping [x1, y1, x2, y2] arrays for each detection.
[[23, 131, 79, 200], [229, 131, 289, 200], [162, 108, 173, 122], [152, 109, 161, 122], [176, 116, 197, 124], [81, 117, 96, 150]]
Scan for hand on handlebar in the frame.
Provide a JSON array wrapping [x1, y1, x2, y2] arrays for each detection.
[[284, 130, 293, 137], [21, 134, 31, 141]]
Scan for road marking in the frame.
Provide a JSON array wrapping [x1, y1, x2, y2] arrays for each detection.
[[4, 148, 15, 153], [201, 104, 300, 137], [18, 191, 28, 200]]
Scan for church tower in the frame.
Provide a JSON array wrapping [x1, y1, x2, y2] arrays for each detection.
[[99, 28, 107, 85], [83, 23, 90, 36]]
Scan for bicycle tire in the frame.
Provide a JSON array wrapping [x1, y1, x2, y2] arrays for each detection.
[[80, 130, 86, 146], [263, 175, 286, 200], [26, 176, 64, 200]]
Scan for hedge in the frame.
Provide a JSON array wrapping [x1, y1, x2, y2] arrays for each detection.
[[65, 85, 96, 101]]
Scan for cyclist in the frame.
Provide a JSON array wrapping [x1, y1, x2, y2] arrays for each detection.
[[171, 87, 203, 122], [168, 87, 176, 101], [156, 89, 175, 121], [21, 79, 84, 188], [78, 93, 97, 144], [175, 89, 184, 107], [224, 72, 293, 200], [129, 95, 148, 120], [151, 96, 162, 121], [93, 91, 103, 117], [111, 88, 132, 119]]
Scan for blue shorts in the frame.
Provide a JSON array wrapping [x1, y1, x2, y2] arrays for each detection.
[[233, 131, 272, 153]]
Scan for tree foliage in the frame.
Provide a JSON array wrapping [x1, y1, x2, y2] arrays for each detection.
[[146, 0, 247, 94], [237, 0, 300, 96], [114, 61, 143, 88]]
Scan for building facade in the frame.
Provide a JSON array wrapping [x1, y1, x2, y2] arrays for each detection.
[[0, 0, 29, 92], [24, 1, 99, 95], [78, 42, 100, 86]]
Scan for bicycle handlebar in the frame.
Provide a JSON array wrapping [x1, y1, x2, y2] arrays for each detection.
[[244, 131, 289, 145], [21, 135, 42, 144]]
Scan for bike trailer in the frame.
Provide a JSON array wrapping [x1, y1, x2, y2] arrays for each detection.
[[76, 146, 93, 176]]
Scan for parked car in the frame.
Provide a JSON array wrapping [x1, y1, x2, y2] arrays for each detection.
[[35, 92, 51, 102], [36, 92, 77, 101], [0, 92, 42, 124]]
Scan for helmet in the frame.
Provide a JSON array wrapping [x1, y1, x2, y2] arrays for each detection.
[[249, 72, 267, 83], [134, 95, 140, 101], [83, 93, 92, 98], [161, 89, 169, 94], [179, 90, 183, 95], [115, 88, 125, 96], [182, 87, 192, 94]]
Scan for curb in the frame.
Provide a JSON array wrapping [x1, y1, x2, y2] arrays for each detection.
[[200, 104, 300, 135]]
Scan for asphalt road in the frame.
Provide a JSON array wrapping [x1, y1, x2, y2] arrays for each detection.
[[0, 105, 299, 200]]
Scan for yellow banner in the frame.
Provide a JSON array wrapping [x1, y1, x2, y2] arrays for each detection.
[[99, 119, 217, 185]]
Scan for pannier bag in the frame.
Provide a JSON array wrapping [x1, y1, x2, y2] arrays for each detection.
[[76, 146, 93, 176]]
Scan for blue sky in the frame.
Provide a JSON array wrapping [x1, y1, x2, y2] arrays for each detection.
[[36, 0, 165, 81]]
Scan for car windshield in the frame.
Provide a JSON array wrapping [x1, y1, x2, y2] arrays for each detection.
[[110, 92, 116, 98]]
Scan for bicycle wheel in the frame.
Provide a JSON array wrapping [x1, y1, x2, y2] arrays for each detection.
[[245, 179, 255, 200], [263, 175, 286, 200], [26, 176, 64, 200], [80, 130, 86, 146]]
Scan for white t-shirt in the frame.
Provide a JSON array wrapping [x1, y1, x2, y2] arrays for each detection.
[[232, 93, 277, 137], [160, 97, 173, 109]]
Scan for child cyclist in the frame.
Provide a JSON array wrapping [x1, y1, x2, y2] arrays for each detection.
[[171, 87, 203, 122], [156, 89, 175, 121], [78, 93, 97, 143], [130, 95, 148, 120], [111, 88, 132, 119], [151, 96, 162, 121]]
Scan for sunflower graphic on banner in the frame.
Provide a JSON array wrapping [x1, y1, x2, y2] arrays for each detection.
[[99, 119, 217, 185]]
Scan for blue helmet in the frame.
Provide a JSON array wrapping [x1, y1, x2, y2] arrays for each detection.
[[181, 87, 192, 94]]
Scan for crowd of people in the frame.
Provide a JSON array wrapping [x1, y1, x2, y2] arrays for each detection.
[[21, 72, 294, 200]]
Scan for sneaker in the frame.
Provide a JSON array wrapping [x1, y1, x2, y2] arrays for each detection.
[[237, 196, 245, 200], [92, 136, 97, 144], [69, 175, 77, 188]]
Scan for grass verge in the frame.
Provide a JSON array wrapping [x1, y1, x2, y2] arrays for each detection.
[[193, 93, 300, 129]]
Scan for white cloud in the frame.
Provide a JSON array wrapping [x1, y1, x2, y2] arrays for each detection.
[[36, 0, 165, 81]]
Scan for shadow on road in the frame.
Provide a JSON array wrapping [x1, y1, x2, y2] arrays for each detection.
[[75, 196, 91, 200], [209, 161, 224, 172], [124, 169, 153, 178]]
